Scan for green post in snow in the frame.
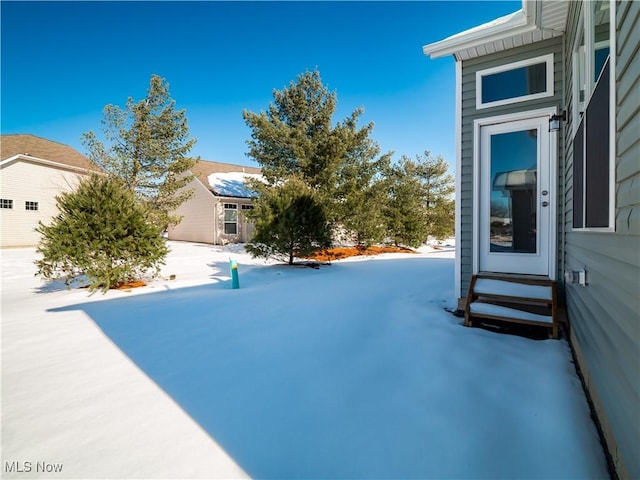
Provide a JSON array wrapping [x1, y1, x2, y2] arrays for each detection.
[[230, 259, 240, 289]]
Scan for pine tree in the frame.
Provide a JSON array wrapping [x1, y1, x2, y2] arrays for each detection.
[[244, 178, 332, 264], [331, 112, 392, 245], [35, 174, 168, 292], [384, 158, 430, 247], [242, 69, 339, 188], [82, 74, 197, 230], [415, 151, 455, 241], [383, 152, 454, 247], [243, 69, 391, 245]]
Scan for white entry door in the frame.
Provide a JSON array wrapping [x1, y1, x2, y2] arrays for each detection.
[[479, 115, 552, 276]]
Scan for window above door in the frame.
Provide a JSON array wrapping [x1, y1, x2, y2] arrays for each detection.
[[476, 54, 554, 110]]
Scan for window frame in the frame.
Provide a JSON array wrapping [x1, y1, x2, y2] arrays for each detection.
[[571, 0, 615, 232], [572, 20, 586, 137], [223, 203, 238, 235], [475, 53, 555, 110], [0, 199, 13, 209]]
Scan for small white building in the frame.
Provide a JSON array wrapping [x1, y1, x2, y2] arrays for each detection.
[[0, 134, 97, 247], [168, 160, 262, 245]]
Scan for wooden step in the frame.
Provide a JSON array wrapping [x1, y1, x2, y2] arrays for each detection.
[[469, 302, 554, 325], [473, 278, 553, 303], [465, 274, 558, 339]]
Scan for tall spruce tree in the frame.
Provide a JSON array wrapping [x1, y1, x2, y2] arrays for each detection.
[[243, 69, 339, 189], [35, 174, 168, 292], [243, 69, 391, 246], [82, 74, 197, 230]]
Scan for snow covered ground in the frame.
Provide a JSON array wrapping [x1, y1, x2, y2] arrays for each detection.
[[1, 241, 609, 479]]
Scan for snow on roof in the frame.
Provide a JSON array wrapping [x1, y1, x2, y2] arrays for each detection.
[[207, 171, 263, 198], [422, 1, 568, 61]]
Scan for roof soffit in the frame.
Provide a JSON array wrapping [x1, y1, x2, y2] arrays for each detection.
[[422, 0, 568, 61]]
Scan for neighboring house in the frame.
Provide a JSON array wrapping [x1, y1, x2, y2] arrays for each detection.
[[0, 134, 97, 247], [423, 1, 639, 479], [168, 160, 262, 245]]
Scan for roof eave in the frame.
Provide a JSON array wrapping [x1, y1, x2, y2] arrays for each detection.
[[422, 0, 535, 60], [0, 153, 94, 173]]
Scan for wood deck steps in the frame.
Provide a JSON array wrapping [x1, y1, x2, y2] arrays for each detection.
[[465, 274, 558, 339]]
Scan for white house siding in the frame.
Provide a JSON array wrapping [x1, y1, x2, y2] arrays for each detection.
[[562, 2, 640, 479], [0, 159, 87, 247], [168, 177, 217, 245]]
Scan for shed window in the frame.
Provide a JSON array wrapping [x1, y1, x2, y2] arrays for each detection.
[[25, 201, 39, 211], [476, 54, 554, 109], [0, 199, 13, 209], [224, 203, 238, 235]]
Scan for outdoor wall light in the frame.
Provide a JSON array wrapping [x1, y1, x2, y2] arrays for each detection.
[[549, 111, 566, 132]]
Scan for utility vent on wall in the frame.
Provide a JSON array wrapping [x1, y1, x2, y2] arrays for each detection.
[[564, 269, 587, 286]]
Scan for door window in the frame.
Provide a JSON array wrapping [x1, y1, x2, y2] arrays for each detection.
[[489, 129, 538, 254]]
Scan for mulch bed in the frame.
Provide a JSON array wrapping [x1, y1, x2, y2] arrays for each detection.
[[305, 245, 416, 262], [115, 280, 146, 290]]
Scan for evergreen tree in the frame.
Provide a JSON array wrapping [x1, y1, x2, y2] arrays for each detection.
[[415, 151, 455, 240], [244, 178, 332, 264], [383, 152, 454, 247], [35, 174, 168, 292], [242, 69, 339, 188], [331, 113, 392, 245], [82, 74, 197, 230], [243, 69, 391, 244], [384, 158, 430, 247]]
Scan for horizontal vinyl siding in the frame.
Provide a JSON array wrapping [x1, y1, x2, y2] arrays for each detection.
[[563, 2, 640, 478], [0, 161, 86, 247], [459, 36, 564, 299], [168, 178, 216, 244], [615, 0, 640, 238]]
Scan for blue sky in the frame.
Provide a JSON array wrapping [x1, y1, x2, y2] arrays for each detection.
[[1, 1, 521, 169]]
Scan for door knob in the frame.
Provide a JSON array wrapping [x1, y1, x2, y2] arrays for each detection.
[[542, 201, 549, 207]]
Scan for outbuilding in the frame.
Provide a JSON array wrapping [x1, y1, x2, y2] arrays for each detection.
[[168, 160, 262, 245], [0, 134, 97, 247]]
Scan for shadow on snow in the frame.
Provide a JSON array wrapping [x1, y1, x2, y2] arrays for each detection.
[[50, 257, 467, 478]]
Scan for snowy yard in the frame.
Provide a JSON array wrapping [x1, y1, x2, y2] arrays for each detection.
[[1, 241, 609, 479]]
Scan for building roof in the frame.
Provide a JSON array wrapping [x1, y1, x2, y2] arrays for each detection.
[[0, 134, 97, 171], [207, 171, 263, 198], [191, 160, 262, 197], [422, 0, 568, 61]]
